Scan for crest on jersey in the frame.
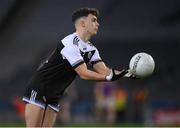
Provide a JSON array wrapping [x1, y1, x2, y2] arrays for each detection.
[[80, 50, 95, 63], [88, 52, 92, 59]]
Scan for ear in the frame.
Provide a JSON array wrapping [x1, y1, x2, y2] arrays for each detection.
[[80, 19, 86, 27]]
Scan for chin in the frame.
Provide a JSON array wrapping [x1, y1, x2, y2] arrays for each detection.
[[93, 31, 98, 35], [90, 31, 98, 36]]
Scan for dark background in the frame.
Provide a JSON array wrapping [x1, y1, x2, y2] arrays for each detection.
[[0, 0, 180, 126]]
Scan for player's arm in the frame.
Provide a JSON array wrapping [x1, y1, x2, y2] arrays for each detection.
[[61, 44, 108, 81], [93, 61, 128, 77], [61, 43, 127, 81], [88, 47, 127, 80], [75, 62, 127, 81], [92, 61, 111, 75], [93, 61, 136, 79], [74, 62, 106, 81]]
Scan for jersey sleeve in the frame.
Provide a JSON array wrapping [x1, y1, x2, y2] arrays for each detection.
[[61, 44, 84, 68], [90, 47, 102, 66]]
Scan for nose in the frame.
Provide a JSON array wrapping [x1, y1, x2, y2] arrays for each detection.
[[97, 22, 99, 27]]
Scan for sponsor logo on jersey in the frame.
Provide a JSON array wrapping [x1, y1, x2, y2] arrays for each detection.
[[83, 47, 87, 50]]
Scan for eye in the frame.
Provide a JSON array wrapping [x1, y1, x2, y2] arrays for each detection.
[[92, 18, 97, 22]]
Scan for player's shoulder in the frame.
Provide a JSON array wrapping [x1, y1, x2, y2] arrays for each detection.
[[61, 33, 80, 47], [61, 33, 74, 44]]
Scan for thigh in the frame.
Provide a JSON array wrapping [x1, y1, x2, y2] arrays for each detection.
[[25, 103, 45, 127], [42, 106, 58, 127]]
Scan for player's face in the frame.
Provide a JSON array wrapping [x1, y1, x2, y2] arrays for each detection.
[[84, 14, 99, 35]]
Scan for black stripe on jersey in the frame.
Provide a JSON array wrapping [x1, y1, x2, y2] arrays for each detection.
[[90, 59, 102, 66], [72, 60, 84, 69], [73, 36, 79, 46]]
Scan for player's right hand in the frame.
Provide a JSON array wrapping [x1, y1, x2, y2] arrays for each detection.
[[105, 68, 128, 81]]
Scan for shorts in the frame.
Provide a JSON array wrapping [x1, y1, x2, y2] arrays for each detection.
[[22, 56, 76, 112], [22, 91, 60, 112], [22, 75, 62, 112]]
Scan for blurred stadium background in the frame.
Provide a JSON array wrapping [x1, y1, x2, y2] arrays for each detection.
[[0, 0, 180, 127]]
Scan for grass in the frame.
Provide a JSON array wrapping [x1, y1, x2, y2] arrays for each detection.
[[0, 122, 144, 127]]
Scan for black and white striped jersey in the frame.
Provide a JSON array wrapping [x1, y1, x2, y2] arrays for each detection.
[[61, 32, 102, 68], [28, 32, 103, 100]]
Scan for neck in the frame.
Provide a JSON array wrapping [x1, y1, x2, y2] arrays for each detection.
[[76, 29, 91, 42]]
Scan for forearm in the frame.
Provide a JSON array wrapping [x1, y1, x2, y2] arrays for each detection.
[[75, 62, 127, 81], [96, 67, 111, 76], [93, 62, 111, 75], [79, 69, 106, 81], [92, 62, 128, 81], [75, 63, 107, 81]]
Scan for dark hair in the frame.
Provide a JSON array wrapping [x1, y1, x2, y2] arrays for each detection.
[[72, 7, 99, 23]]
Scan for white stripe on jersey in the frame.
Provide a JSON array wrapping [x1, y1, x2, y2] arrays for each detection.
[[30, 90, 37, 102]]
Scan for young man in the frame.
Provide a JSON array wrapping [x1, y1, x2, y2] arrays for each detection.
[[22, 7, 132, 127]]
